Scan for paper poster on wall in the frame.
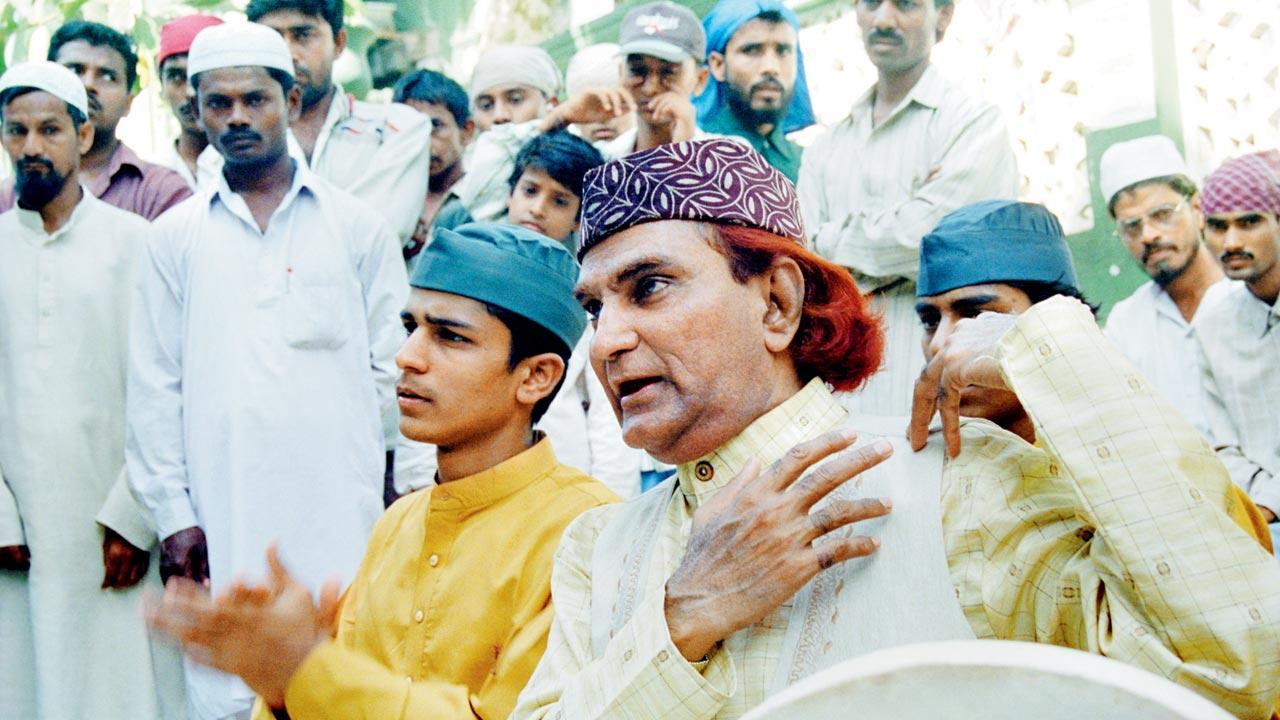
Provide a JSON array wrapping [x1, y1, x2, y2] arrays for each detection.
[[1072, 0, 1158, 129]]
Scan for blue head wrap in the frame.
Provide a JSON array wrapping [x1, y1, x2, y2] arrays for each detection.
[[693, 0, 815, 134], [410, 223, 586, 351], [917, 200, 1080, 298]]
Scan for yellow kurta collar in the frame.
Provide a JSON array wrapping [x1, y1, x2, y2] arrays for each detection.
[[429, 434, 559, 511], [676, 378, 849, 508]]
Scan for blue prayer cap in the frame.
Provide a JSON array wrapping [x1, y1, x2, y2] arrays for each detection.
[[917, 200, 1080, 298], [693, 0, 815, 134], [410, 223, 586, 351]]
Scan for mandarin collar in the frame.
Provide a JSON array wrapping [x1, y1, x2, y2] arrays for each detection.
[[675, 378, 848, 508], [428, 434, 560, 511], [14, 184, 90, 242]]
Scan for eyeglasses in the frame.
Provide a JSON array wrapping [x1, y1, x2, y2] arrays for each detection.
[[1113, 200, 1186, 241]]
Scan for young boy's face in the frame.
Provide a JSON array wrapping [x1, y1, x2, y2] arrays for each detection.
[[396, 289, 528, 447], [507, 167, 581, 243]]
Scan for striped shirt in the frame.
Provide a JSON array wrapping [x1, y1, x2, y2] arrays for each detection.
[[1193, 280, 1280, 513], [797, 64, 1019, 416]]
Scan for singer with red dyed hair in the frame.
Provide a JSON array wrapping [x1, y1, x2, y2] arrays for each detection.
[[512, 140, 1280, 720]]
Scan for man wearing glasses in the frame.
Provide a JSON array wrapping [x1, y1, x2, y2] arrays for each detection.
[[1098, 136, 1226, 438]]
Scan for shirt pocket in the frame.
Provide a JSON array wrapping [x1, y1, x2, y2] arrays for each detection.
[[282, 273, 353, 351]]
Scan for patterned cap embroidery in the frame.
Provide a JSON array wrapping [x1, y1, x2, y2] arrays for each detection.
[[577, 139, 806, 259]]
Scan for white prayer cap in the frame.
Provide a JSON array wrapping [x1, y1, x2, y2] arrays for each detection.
[[1099, 135, 1192, 206], [187, 21, 295, 81], [0, 60, 89, 118], [468, 45, 561, 102], [566, 43, 623, 98]]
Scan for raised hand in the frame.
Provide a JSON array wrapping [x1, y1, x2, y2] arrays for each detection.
[[102, 527, 151, 589], [908, 310, 1017, 457], [541, 88, 635, 132], [146, 543, 342, 710], [663, 429, 894, 662], [646, 92, 698, 142]]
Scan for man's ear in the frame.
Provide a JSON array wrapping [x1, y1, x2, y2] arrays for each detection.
[[761, 256, 805, 354], [707, 51, 727, 83], [936, 3, 956, 42], [334, 27, 348, 56], [287, 85, 302, 122], [460, 118, 476, 145], [514, 352, 567, 411], [692, 64, 711, 96], [77, 119, 95, 155]]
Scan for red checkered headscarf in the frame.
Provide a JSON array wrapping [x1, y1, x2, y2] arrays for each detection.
[[1202, 152, 1280, 217]]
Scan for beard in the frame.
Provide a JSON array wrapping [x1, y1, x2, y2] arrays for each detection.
[[723, 77, 791, 130], [14, 158, 69, 211], [1145, 241, 1196, 287]]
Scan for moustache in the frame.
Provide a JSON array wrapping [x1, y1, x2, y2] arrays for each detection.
[[1141, 244, 1177, 263], [219, 129, 262, 146], [17, 156, 54, 176], [750, 79, 786, 94], [1222, 251, 1255, 263], [87, 94, 102, 114], [868, 29, 903, 44]]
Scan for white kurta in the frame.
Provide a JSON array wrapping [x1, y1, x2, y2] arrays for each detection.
[[197, 89, 431, 241], [1103, 279, 1226, 438], [126, 165, 407, 718], [0, 193, 186, 720], [798, 64, 1019, 416]]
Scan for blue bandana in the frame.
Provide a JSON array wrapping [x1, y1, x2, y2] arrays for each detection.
[[917, 200, 1080, 298], [693, 0, 815, 134], [410, 223, 586, 351]]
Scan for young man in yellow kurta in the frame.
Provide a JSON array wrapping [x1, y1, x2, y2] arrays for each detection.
[[147, 223, 617, 719]]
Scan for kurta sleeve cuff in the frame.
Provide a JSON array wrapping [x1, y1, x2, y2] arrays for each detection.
[[282, 640, 409, 718], [588, 588, 735, 719], [152, 495, 200, 541], [96, 469, 158, 550], [1246, 471, 1280, 517]]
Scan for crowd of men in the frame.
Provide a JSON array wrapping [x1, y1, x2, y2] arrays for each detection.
[[1, 0, 1279, 719]]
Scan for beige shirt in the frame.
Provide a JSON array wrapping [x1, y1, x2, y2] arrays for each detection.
[[512, 297, 1280, 720], [797, 65, 1019, 416]]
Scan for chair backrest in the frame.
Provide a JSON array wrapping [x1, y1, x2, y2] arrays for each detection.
[[741, 640, 1235, 720]]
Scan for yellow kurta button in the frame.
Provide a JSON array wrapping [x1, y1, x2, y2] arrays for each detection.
[[414, 609, 425, 623], [429, 554, 439, 567]]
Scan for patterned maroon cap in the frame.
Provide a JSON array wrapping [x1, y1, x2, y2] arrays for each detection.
[[1202, 152, 1280, 217], [576, 139, 806, 260]]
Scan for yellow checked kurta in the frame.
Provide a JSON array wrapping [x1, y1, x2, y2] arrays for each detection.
[[254, 438, 616, 719], [512, 296, 1280, 720]]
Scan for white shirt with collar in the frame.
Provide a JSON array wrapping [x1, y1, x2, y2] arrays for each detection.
[[1192, 280, 1280, 514], [126, 163, 407, 718], [197, 87, 431, 241], [1103, 278, 1228, 438], [799, 64, 1019, 417]]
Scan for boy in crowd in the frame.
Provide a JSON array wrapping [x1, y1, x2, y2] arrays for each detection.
[[148, 224, 618, 719]]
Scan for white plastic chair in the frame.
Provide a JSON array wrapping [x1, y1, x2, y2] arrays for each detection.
[[742, 640, 1235, 720]]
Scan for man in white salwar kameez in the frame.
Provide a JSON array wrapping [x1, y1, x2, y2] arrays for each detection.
[[126, 25, 406, 720], [0, 60, 186, 720]]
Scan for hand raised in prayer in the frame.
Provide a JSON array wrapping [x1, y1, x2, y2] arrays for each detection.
[[146, 543, 342, 711], [102, 526, 150, 589], [663, 430, 893, 662], [542, 88, 634, 132], [908, 310, 1017, 458], [646, 92, 698, 142], [160, 526, 209, 586], [0, 544, 30, 571]]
